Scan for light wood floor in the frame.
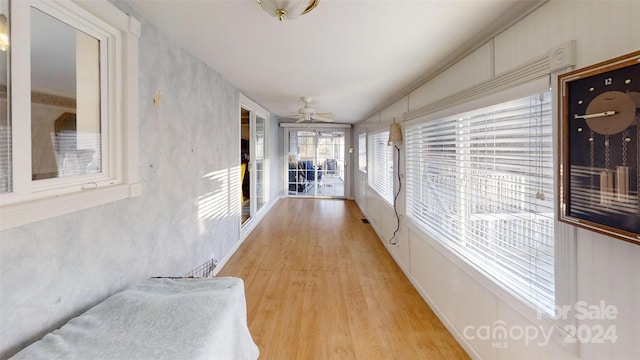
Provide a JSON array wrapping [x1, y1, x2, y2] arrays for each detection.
[[218, 199, 470, 360]]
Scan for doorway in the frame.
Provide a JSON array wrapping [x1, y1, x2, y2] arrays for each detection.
[[286, 128, 347, 198], [240, 97, 268, 228], [240, 108, 250, 224]]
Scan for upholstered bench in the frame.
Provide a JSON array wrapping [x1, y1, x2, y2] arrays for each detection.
[[11, 277, 259, 360]]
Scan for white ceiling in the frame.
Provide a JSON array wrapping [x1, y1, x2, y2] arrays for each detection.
[[126, 0, 541, 124]]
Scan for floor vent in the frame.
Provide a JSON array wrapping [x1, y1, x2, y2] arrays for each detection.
[[361, 218, 370, 224]]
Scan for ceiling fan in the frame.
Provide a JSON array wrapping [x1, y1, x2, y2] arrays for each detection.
[[290, 96, 335, 123]]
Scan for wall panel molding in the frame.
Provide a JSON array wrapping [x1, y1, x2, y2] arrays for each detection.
[[359, 0, 548, 123], [405, 41, 575, 121]]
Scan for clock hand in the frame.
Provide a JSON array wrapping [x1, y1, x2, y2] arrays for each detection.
[[573, 110, 617, 120]]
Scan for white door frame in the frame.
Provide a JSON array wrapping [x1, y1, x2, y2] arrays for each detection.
[[240, 94, 269, 237], [280, 123, 351, 199]]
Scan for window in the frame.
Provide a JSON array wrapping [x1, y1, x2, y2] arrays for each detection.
[[367, 130, 394, 205], [406, 91, 555, 314], [0, 0, 8, 194], [358, 133, 366, 172], [0, 0, 140, 230]]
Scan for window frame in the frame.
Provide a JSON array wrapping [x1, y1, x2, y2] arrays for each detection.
[[358, 132, 366, 173], [0, 0, 140, 230], [403, 43, 580, 349], [403, 77, 579, 326], [406, 89, 556, 314]]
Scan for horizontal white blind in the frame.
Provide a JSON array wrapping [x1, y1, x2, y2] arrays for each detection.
[[0, 125, 10, 193], [367, 130, 393, 205], [406, 91, 555, 313], [358, 133, 366, 172]]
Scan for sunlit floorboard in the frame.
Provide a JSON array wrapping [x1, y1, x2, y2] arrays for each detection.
[[218, 198, 470, 360]]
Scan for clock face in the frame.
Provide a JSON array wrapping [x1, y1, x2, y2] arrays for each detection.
[[584, 91, 636, 135], [564, 61, 640, 236]]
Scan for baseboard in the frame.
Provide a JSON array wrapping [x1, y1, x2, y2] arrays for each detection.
[[214, 198, 280, 276], [402, 267, 483, 360], [354, 199, 481, 360], [212, 238, 242, 277], [387, 243, 481, 359]]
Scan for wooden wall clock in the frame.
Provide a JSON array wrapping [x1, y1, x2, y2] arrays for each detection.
[[558, 50, 640, 244]]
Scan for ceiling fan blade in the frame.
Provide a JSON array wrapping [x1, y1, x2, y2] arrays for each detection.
[[295, 118, 306, 123], [278, 114, 303, 120], [315, 112, 335, 118], [312, 115, 334, 122]]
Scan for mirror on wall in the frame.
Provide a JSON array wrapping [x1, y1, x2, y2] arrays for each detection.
[[30, 6, 101, 180]]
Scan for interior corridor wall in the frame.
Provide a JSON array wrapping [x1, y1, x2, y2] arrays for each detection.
[[0, 3, 280, 358], [355, 1, 640, 359]]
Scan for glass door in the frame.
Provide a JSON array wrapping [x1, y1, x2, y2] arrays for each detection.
[[254, 115, 265, 213], [240, 97, 269, 229], [287, 129, 346, 198], [240, 108, 251, 225]]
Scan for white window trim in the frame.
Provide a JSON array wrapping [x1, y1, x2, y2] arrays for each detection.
[[404, 77, 579, 352], [400, 43, 579, 349], [405, 83, 558, 304], [0, 0, 140, 230]]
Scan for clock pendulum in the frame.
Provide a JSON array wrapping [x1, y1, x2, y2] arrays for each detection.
[[628, 91, 640, 215], [589, 129, 595, 205], [578, 90, 637, 206], [601, 134, 613, 205], [616, 129, 630, 201]]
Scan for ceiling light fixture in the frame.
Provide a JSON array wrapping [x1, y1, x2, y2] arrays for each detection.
[[256, 0, 319, 22]]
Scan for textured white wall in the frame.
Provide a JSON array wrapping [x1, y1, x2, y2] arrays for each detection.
[[0, 6, 279, 358], [356, 1, 640, 359]]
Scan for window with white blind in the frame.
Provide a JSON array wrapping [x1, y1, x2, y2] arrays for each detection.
[[358, 133, 366, 172], [0, 126, 9, 193], [406, 91, 555, 314], [367, 130, 394, 205]]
